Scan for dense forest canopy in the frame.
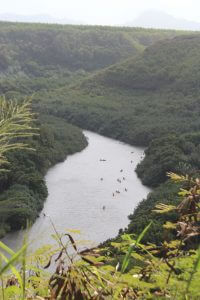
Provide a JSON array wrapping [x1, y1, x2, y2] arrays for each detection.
[[87, 34, 200, 92], [0, 21, 187, 76]]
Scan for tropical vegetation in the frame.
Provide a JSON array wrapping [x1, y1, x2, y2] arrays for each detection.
[[0, 21, 200, 298]]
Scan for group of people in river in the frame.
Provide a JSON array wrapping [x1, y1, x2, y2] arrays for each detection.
[[99, 151, 140, 210], [113, 168, 128, 197]]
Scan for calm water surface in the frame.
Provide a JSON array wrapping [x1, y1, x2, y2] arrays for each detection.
[[2, 131, 151, 251]]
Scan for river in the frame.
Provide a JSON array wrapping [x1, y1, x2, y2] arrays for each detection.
[[2, 131, 151, 252]]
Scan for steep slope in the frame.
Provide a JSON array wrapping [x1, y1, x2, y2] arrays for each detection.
[[34, 34, 200, 148], [0, 22, 187, 77], [84, 34, 200, 93]]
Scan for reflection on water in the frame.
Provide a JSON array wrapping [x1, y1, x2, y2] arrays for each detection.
[[2, 131, 151, 252]]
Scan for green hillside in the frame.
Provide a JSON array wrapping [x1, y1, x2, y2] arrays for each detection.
[[30, 33, 200, 246], [87, 34, 200, 92], [0, 22, 185, 77], [36, 34, 200, 148], [24, 33, 200, 184]]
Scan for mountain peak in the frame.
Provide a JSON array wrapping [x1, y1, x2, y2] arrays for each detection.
[[126, 10, 200, 31]]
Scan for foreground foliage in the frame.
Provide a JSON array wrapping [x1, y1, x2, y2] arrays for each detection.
[[0, 173, 200, 299], [0, 96, 37, 166]]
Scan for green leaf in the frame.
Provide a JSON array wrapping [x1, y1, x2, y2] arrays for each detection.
[[0, 252, 23, 289], [163, 221, 177, 230], [178, 189, 191, 196], [153, 203, 176, 214], [0, 241, 15, 256], [0, 243, 27, 276], [186, 246, 200, 294], [121, 221, 152, 273]]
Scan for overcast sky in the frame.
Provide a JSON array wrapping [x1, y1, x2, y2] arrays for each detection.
[[1, 0, 200, 25]]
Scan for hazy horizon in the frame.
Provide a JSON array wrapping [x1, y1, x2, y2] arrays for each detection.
[[1, 0, 200, 26]]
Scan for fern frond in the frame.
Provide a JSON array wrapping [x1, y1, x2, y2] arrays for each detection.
[[153, 203, 176, 214], [167, 172, 189, 182]]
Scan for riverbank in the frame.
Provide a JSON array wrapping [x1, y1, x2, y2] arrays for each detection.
[[0, 115, 88, 238]]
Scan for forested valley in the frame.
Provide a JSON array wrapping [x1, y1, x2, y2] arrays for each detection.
[[0, 22, 186, 237], [1, 21, 200, 298]]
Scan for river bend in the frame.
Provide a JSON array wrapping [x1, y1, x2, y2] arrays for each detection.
[[2, 131, 151, 251]]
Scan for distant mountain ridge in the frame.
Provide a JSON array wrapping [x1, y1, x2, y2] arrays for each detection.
[[126, 11, 200, 31], [0, 13, 84, 25], [1, 11, 199, 31]]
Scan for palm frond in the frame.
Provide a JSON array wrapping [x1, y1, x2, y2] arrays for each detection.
[[0, 96, 38, 168]]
